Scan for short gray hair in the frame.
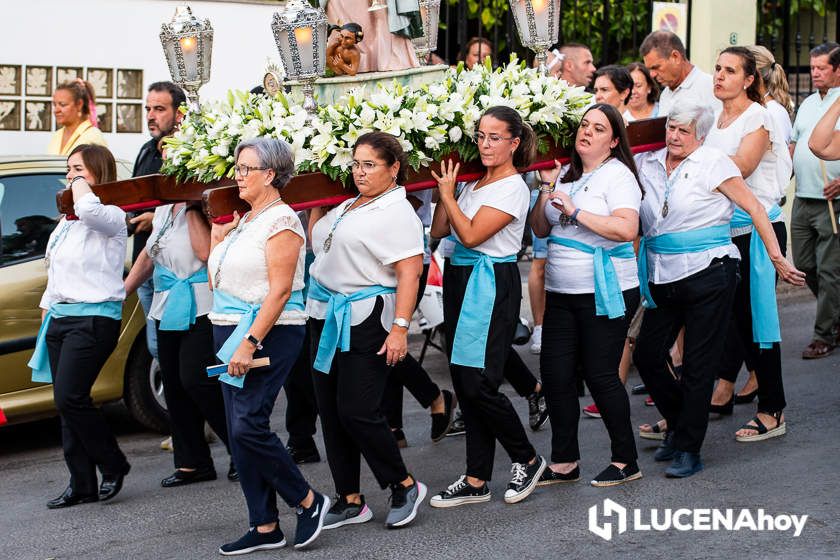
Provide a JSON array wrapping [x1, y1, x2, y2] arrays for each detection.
[[640, 30, 687, 59], [666, 103, 714, 141], [234, 137, 295, 190]]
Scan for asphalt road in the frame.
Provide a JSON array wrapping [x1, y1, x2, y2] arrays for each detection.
[[1, 287, 838, 560]]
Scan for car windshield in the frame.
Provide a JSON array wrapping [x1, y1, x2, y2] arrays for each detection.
[[0, 173, 66, 266]]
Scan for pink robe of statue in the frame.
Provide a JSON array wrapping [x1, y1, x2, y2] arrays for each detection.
[[326, 0, 419, 73]]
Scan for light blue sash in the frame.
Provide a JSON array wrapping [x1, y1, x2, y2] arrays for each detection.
[[730, 205, 783, 349], [638, 224, 732, 308], [450, 242, 517, 369], [153, 264, 208, 331], [548, 236, 635, 319], [308, 278, 395, 373], [29, 301, 123, 383], [210, 288, 305, 388]]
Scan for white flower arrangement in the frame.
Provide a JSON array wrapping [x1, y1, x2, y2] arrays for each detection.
[[161, 57, 593, 185]]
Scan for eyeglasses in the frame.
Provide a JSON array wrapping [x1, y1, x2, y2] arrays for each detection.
[[234, 164, 268, 177], [351, 161, 384, 172], [473, 132, 514, 146]]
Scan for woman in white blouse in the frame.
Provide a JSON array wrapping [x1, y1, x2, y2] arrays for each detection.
[[124, 199, 234, 488], [634, 103, 804, 478], [207, 138, 328, 555], [530, 103, 643, 487], [429, 106, 546, 508], [704, 47, 794, 441], [306, 131, 427, 531], [30, 144, 130, 508]]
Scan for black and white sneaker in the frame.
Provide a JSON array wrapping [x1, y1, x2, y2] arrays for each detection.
[[429, 475, 491, 508], [503, 456, 546, 504], [219, 527, 285, 556], [527, 391, 549, 431], [323, 495, 374, 530], [590, 463, 642, 487], [446, 409, 466, 437], [293, 491, 329, 549]]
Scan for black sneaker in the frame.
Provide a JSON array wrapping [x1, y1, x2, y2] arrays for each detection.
[[590, 463, 642, 487], [503, 456, 546, 504], [429, 475, 491, 508], [654, 431, 677, 462], [537, 465, 580, 486], [323, 495, 374, 530], [287, 444, 321, 465], [294, 491, 329, 549], [446, 409, 466, 437], [219, 527, 285, 556], [385, 478, 427, 529], [527, 391, 549, 431], [430, 389, 457, 442]]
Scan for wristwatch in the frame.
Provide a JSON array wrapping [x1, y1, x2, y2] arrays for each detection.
[[244, 333, 263, 350], [69, 176, 86, 187], [392, 317, 410, 329]]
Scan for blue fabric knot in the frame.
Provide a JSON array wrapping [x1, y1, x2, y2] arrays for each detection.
[[153, 264, 208, 331]]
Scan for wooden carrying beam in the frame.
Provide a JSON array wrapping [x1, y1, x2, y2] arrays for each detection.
[[57, 117, 666, 219]]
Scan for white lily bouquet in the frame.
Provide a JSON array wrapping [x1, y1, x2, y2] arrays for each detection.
[[160, 57, 593, 185]]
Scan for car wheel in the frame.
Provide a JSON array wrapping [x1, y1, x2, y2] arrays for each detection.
[[123, 330, 169, 433]]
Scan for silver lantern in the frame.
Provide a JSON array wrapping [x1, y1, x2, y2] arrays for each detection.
[[411, 0, 442, 65], [159, 4, 213, 109], [509, 0, 560, 75], [271, 0, 328, 116]]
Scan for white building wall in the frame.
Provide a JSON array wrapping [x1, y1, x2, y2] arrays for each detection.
[[0, 0, 283, 161]]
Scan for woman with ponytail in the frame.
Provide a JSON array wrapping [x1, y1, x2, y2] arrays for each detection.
[[48, 79, 107, 156], [747, 45, 794, 143]]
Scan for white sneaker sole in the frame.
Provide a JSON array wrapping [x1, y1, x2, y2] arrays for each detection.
[[387, 482, 427, 528], [429, 492, 491, 508], [218, 539, 286, 556], [323, 504, 374, 530], [503, 458, 547, 504], [294, 495, 331, 549], [582, 409, 602, 419]]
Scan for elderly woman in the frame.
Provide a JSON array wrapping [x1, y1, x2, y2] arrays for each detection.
[[593, 65, 633, 112], [703, 47, 794, 442], [48, 80, 106, 155], [30, 144, 130, 508], [633, 103, 804, 478], [124, 196, 235, 487], [624, 63, 660, 122], [306, 131, 426, 531], [530, 104, 643, 487], [208, 138, 329, 555], [429, 106, 546, 508]]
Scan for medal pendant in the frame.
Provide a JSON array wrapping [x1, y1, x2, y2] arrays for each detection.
[[661, 202, 669, 217], [323, 234, 332, 253], [149, 243, 160, 258]]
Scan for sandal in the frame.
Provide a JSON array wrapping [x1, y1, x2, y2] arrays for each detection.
[[802, 340, 835, 360], [638, 419, 667, 440], [735, 411, 786, 442]]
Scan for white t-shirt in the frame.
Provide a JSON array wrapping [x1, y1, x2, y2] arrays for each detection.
[[544, 159, 641, 294], [409, 188, 433, 264], [450, 174, 530, 257], [306, 186, 424, 331], [146, 205, 213, 321], [704, 102, 791, 214], [635, 146, 741, 284], [207, 203, 307, 326], [658, 66, 721, 117], [765, 99, 792, 144]]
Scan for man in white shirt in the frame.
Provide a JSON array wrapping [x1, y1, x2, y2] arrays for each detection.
[[640, 31, 721, 116], [545, 43, 597, 88], [789, 42, 840, 359]]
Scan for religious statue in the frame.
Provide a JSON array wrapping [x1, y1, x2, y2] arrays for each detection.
[[326, 23, 363, 76], [321, 0, 420, 73]]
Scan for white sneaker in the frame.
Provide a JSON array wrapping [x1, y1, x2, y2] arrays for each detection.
[[529, 326, 542, 354]]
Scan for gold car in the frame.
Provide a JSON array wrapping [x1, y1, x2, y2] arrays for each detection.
[[0, 155, 168, 431]]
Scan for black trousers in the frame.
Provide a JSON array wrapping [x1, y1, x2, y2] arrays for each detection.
[[633, 257, 738, 454], [214, 324, 311, 526], [310, 297, 410, 495], [156, 315, 230, 470], [284, 326, 319, 449], [443, 261, 536, 481], [383, 264, 442, 429], [540, 289, 639, 464], [718, 223, 787, 412], [47, 315, 129, 495]]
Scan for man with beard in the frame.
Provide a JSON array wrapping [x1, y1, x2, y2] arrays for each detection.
[[129, 82, 186, 436]]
